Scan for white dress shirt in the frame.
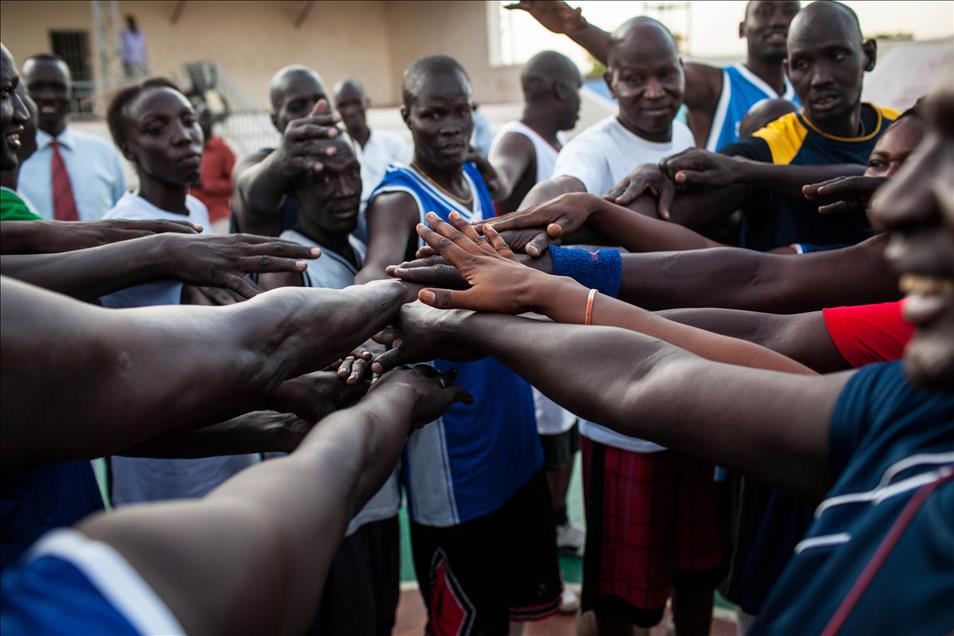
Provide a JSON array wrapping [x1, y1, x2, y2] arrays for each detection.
[[18, 127, 127, 220]]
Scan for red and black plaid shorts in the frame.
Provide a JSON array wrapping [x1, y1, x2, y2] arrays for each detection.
[[581, 438, 726, 626]]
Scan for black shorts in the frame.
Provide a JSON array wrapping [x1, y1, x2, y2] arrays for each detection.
[[410, 470, 562, 635], [311, 515, 400, 636], [540, 422, 580, 471]]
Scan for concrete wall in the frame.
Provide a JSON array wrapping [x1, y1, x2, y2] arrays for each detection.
[[1, 0, 524, 108]]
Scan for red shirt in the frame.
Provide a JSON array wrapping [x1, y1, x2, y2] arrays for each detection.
[[191, 136, 236, 223], [823, 301, 914, 368]]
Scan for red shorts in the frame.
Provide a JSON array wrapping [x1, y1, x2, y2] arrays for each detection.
[[581, 438, 726, 627]]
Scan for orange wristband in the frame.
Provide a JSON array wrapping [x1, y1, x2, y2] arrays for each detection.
[[584, 288, 598, 325]]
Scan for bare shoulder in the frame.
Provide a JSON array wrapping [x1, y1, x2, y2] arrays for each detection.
[[683, 61, 723, 108]]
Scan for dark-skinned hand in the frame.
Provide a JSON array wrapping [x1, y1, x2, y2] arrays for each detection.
[[158, 232, 320, 298], [476, 192, 604, 254], [411, 211, 549, 313], [272, 99, 343, 180], [604, 163, 677, 218], [802, 175, 888, 215], [268, 370, 369, 423], [657, 148, 742, 192], [371, 303, 485, 376], [504, 0, 587, 35], [368, 365, 473, 428]]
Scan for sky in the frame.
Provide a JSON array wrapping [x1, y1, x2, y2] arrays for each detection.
[[496, 0, 954, 71]]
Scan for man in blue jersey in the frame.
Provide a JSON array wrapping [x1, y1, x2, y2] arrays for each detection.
[[356, 55, 563, 634], [508, 0, 800, 150]]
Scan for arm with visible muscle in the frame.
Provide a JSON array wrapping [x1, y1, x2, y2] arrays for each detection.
[[615, 234, 897, 312], [488, 132, 534, 203], [0, 275, 416, 466], [77, 367, 467, 636], [354, 192, 420, 284], [657, 307, 849, 373]]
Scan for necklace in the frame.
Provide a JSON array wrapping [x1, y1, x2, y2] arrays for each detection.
[[411, 161, 473, 208]]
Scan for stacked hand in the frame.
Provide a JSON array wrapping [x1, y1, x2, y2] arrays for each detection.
[[405, 211, 547, 313], [371, 302, 485, 375], [604, 163, 677, 218], [476, 192, 603, 255], [369, 364, 473, 428], [802, 175, 887, 215], [268, 370, 370, 422]]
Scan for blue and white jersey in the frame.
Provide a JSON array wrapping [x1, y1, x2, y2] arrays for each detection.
[[370, 162, 542, 527], [705, 63, 799, 151], [1, 529, 184, 636]]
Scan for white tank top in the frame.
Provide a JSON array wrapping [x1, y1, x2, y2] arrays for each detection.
[[490, 121, 566, 183]]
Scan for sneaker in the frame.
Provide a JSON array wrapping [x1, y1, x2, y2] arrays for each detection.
[[559, 587, 580, 614], [556, 520, 585, 555]]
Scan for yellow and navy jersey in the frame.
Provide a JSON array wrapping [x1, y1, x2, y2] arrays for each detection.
[[720, 103, 900, 251]]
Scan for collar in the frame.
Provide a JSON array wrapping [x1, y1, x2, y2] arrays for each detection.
[[37, 127, 74, 151]]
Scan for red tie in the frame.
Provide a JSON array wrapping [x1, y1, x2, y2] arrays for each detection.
[[50, 140, 79, 221]]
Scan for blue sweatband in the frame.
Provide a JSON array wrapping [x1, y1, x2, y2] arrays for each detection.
[[549, 246, 622, 298]]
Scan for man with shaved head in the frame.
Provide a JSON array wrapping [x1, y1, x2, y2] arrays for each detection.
[[488, 50, 581, 213], [516, 18, 722, 636], [509, 0, 800, 150], [232, 65, 342, 236], [333, 78, 410, 224], [521, 17, 695, 208]]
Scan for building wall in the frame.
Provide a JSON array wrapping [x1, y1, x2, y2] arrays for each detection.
[[1, 0, 524, 108], [384, 1, 523, 106]]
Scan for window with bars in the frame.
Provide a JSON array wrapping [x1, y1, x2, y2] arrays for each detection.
[[49, 30, 95, 116]]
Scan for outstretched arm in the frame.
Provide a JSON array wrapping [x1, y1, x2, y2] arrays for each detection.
[[487, 131, 534, 204], [657, 308, 849, 373], [0, 275, 417, 466], [506, 1, 610, 64], [77, 366, 469, 636], [0, 233, 319, 301], [379, 305, 844, 501], [0, 218, 199, 254], [614, 234, 897, 312]]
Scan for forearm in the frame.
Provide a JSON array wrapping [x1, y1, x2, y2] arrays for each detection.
[[519, 175, 585, 209], [532, 275, 815, 375], [78, 385, 417, 635], [734, 158, 865, 197], [121, 411, 311, 458], [0, 277, 409, 465], [566, 22, 610, 64], [663, 185, 749, 231], [0, 221, 108, 254], [0, 236, 168, 300], [449, 312, 834, 497], [590, 198, 721, 252], [234, 154, 290, 232], [616, 238, 898, 312]]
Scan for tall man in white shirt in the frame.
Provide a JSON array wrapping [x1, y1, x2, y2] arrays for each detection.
[[18, 54, 126, 220], [521, 18, 694, 207], [519, 18, 723, 636]]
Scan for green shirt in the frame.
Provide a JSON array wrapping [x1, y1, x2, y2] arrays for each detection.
[[1, 187, 44, 221]]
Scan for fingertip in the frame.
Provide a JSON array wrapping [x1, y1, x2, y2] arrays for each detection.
[[527, 244, 540, 257], [419, 289, 436, 305], [310, 247, 321, 257], [313, 163, 324, 173], [294, 260, 307, 270], [193, 223, 204, 231], [449, 211, 461, 221]]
